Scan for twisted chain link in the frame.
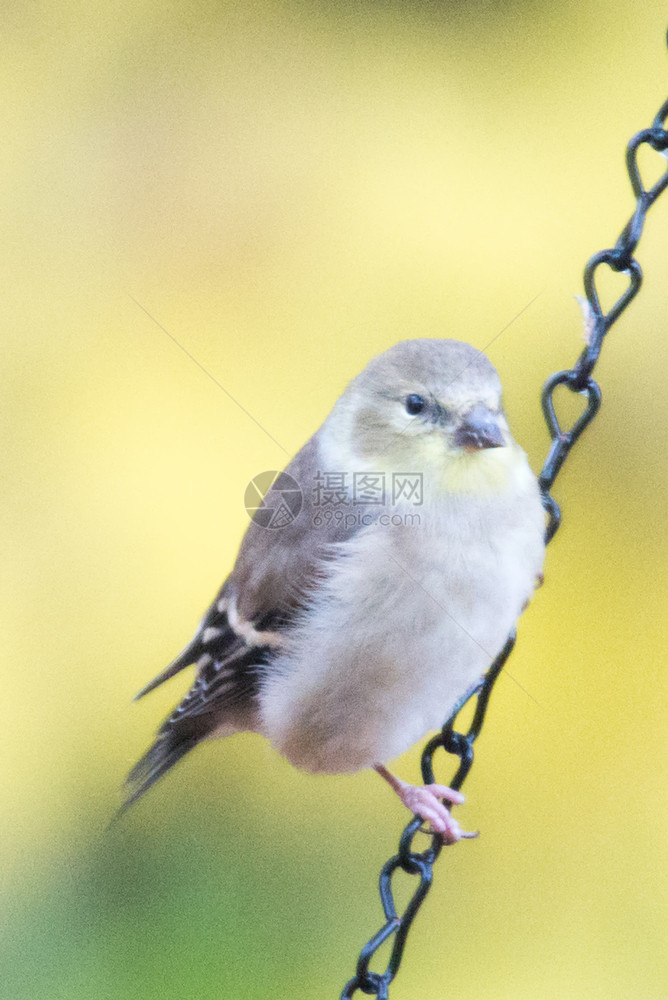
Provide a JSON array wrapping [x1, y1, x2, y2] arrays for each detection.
[[341, 35, 668, 1000]]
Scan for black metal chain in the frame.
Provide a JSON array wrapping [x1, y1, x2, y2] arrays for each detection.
[[340, 36, 668, 1000]]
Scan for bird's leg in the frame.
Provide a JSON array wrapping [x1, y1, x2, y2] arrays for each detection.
[[374, 764, 479, 845]]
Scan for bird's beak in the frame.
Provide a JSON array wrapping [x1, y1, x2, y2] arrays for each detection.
[[453, 406, 505, 451]]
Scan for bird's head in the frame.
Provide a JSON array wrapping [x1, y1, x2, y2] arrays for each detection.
[[323, 339, 527, 496]]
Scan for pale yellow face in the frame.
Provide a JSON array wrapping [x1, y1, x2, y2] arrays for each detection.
[[321, 339, 534, 497], [410, 425, 520, 494]]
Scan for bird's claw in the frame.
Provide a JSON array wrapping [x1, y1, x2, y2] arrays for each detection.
[[416, 823, 480, 843], [398, 782, 475, 845]]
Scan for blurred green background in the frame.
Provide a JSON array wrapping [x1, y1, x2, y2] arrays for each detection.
[[2, 2, 667, 998]]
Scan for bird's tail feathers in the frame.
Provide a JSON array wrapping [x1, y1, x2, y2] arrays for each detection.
[[133, 639, 200, 701], [115, 715, 214, 820]]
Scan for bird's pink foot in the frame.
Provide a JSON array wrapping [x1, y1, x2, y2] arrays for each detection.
[[374, 765, 478, 845], [397, 781, 476, 844]]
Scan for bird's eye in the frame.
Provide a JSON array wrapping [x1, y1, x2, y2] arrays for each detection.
[[404, 394, 426, 416]]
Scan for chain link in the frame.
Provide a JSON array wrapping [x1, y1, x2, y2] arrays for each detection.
[[341, 35, 668, 1000]]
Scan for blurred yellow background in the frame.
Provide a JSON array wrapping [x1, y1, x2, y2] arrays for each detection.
[[2, 2, 666, 998]]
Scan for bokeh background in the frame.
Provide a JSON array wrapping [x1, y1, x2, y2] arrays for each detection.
[[2, 2, 667, 998]]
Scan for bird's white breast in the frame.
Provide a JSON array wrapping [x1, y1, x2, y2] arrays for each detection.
[[258, 465, 544, 774]]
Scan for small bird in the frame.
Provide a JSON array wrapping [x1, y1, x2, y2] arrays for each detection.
[[124, 339, 545, 842]]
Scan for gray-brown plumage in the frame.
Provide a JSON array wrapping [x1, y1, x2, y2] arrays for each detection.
[[123, 339, 545, 839]]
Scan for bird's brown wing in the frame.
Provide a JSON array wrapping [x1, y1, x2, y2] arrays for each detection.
[[122, 432, 363, 812], [121, 591, 276, 813]]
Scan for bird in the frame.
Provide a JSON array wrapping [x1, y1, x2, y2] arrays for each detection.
[[123, 338, 545, 842]]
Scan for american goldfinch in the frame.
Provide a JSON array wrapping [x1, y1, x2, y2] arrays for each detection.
[[124, 339, 545, 842]]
